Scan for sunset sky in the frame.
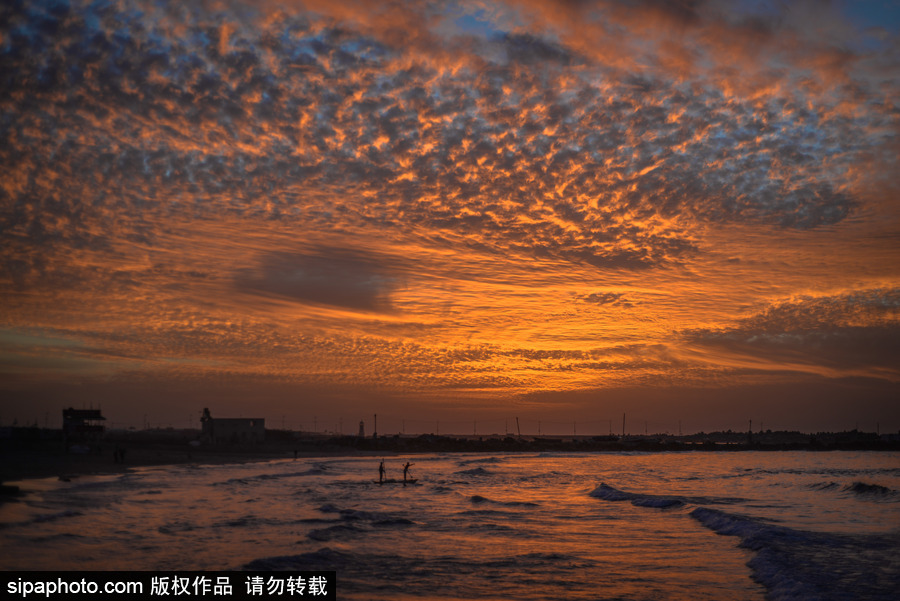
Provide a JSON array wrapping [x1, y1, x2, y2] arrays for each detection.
[[2, 0, 899, 435]]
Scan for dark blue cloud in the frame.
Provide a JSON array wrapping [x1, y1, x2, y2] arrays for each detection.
[[685, 290, 900, 377], [235, 250, 399, 313]]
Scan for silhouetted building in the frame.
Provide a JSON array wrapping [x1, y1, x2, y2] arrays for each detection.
[[62, 408, 106, 438], [200, 408, 265, 444], [358, 420, 365, 438]]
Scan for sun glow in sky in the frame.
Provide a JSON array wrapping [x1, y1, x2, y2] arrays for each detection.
[[2, 0, 899, 433]]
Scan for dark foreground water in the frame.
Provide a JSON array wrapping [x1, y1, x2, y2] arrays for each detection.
[[2, 451, 898, 600]]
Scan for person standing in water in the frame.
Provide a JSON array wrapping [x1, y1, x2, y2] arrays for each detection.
[[403, 461, 414, 482], [378, 459, 385, 483]]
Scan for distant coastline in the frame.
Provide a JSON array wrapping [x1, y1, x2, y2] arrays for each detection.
[[2, 426, 897, 487]]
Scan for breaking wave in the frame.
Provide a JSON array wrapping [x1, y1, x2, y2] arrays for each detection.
[[843, 481, 899, 499], [588, 483, 743, 508], [691, 507, 900, 601], [591, 482, 900, 600]]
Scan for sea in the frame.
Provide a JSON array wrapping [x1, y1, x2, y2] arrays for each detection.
[[1, 451, 898, 600]]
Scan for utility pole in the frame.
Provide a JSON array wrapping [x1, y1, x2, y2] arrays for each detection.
[[622, 413, 626, 437], [373, 413, 377, 438], [516, 417, 521, 437]]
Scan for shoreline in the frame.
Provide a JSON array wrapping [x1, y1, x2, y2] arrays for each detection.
[[3, 433, 898, 488], [0, 441, 358, 487]]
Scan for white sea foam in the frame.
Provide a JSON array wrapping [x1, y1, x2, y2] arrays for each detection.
[[591, 481, 900, 601], [690, 506, 900, 601]]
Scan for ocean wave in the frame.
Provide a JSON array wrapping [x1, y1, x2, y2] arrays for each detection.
[[308, 523, 369, 542], [516, 470, 571, 482], [214, 468, 329, 486], [28, 532, 87, 543], [466, 522, 515, 533], [456, 508, 519, 517], [691, 507, 900, 601], [211, 515, 286, 529], [589, 483, 743, 508], [469, 494, 538, 507], [808, 481, 841, 491], [316, 503, 412, 525], [843, 481, 899, 499], [457, 457, 505, 466], [374, 517, 415, 526], [243, 546, 595, 595], [157, 520, 196, 535], [454, 467, 493, 476], [33, 509, 83, 523], [806, 480, 900, 501], [307, 516, 414, 542], [244, 547, 355, 571]]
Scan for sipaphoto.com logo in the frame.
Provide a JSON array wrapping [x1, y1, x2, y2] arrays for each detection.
[[7, 576, 142, 598]]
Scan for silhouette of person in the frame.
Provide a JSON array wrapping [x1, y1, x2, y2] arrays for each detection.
[[378, 459, 385, 483], [403, 461, 414, 482]]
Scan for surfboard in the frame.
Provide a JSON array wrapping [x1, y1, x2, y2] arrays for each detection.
[[374, 479, 418, 485]]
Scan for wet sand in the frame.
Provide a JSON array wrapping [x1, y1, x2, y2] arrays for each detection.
[[0, 440, 321, 486]]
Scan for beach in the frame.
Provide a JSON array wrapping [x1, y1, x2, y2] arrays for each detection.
[[0, 439, 307, 486]]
